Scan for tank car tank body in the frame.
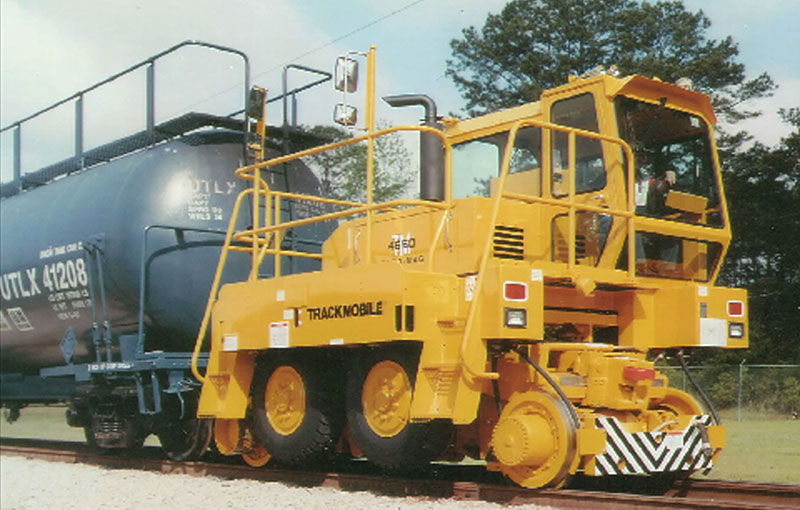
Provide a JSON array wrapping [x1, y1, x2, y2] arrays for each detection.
[[0, 41, 331, 459], [0, 133, 322, 375]]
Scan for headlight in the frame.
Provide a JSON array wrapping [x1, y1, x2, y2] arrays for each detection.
[[728, 322, 744, 338], [504, 308, 527, 328]]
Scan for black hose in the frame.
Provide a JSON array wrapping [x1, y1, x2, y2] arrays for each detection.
[[516, 347, 581, 429], [677, 349, 721, 425], [490, 354, 503, 416]]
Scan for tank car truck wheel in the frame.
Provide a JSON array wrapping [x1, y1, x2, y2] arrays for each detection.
[[345, 344, 452, 472], [490, 392, 577, 489], [156, 394, 213, 461], [158, 417, 212, 461], [83, 425, 109, 455], [251, 353, 343, 465]]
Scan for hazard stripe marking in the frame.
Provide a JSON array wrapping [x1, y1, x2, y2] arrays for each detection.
[[593, 415, 713, 475]]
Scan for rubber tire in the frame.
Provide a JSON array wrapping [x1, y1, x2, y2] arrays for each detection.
[[251, 351, 343, 465], [345, 343, 452, 472]]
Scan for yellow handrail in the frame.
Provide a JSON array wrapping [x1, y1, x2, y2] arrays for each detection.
[[456, 117, 638, 381], [190, 188, 253, 383], [191, 121, 454, 379]]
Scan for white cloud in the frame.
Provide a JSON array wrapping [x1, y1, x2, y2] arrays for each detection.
[[3, 0, 797, 183], [722, 78, 800, 147]]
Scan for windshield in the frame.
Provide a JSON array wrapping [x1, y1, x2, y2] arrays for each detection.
[[615, 96, 722, 227]]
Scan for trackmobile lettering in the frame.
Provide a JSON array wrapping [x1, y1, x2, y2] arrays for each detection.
[[307, 301, 383, 320]]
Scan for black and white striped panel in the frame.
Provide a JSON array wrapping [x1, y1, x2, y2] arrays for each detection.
[[594, 415, 713, 476]]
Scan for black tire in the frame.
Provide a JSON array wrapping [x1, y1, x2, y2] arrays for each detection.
[[345, 343, 452, 472], [251, 351, 343, 465]]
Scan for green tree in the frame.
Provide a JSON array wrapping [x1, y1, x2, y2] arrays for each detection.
[[448, 0, 795, 363], [447, 0, 774, 122], [304, 124, 414, 203], [716, 108, 800, 363]]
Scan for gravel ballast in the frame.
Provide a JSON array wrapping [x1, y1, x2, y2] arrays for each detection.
[[0, 455, 551, 510]]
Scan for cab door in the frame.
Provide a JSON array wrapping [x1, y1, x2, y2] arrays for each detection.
[[542, 84, 627, 270]]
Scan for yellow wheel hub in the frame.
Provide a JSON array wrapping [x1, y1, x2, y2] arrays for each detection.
[[241, 441, 271, 467], [214, 418, 241, 456], [362, 360, 412, 438], [214, 419, 272, 467], [491, 392, 576, 488], [265, 366, 306, 436]]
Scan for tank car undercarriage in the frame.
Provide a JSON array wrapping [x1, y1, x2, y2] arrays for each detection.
[[63, 372, 211, 460]]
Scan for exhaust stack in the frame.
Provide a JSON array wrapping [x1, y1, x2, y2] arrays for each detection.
[[383, 94, 444, 201]]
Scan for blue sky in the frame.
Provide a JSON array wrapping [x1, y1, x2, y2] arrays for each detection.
[[1, 0, 798, 182]]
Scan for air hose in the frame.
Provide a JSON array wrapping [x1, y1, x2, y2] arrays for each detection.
[[677, 349, 721, 425], [516, 347, 581, 429]]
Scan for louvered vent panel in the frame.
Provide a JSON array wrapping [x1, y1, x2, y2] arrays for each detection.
[[493, 225, 525, 260], [553, 229, 587, 262]]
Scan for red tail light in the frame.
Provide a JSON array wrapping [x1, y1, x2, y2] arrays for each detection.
[[727, 300, 744, 317], [503, 281, 528, 301]]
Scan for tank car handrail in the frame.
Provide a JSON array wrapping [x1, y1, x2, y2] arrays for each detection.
[[138, 224, 232, 358], [0, 40, 250, 133], [2, 40, 251, 193]]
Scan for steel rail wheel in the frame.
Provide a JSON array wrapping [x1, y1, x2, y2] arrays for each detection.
[[346, 344, 452, 472], [214, 418, 272, 466], [241, 442, 271, 467], [251, 354, 342, 465], [158, 416, 212, 461], [491, 391, 577, 489], [656, 388, 703, 417], [156, 393, 212, 461], [214, 418, 241, 456]]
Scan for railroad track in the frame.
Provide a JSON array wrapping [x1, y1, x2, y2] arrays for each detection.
[[2, 437, 798, 510]]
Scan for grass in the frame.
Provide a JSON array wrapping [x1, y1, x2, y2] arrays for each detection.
[[2, 406, 798, 484], [0, 405, 159, 446], [698, 409, 800, 484], [1, 405, 84, 441]]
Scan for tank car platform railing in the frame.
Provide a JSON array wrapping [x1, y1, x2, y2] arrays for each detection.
[[1, 40, 251, 198]]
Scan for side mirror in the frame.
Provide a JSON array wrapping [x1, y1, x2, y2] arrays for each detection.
[[334, 57, 358, 93], [248, 86, 266, 120], [333, 103, 358, 127]]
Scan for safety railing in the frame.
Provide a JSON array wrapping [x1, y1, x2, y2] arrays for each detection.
[[191, 123, 453, 382], [457, 118, 638, 381], [234, 124, 454, 275], [1, 40, 251, 196]]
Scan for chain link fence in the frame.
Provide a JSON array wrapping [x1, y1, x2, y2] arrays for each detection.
[[657, 364, 800, 420]]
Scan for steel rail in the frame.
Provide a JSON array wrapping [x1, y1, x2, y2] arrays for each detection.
[[2, 438, 797, 510]]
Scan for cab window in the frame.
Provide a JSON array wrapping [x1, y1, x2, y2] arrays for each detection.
[[452, 127, 542, 199], [550, 93, 606, 196]]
